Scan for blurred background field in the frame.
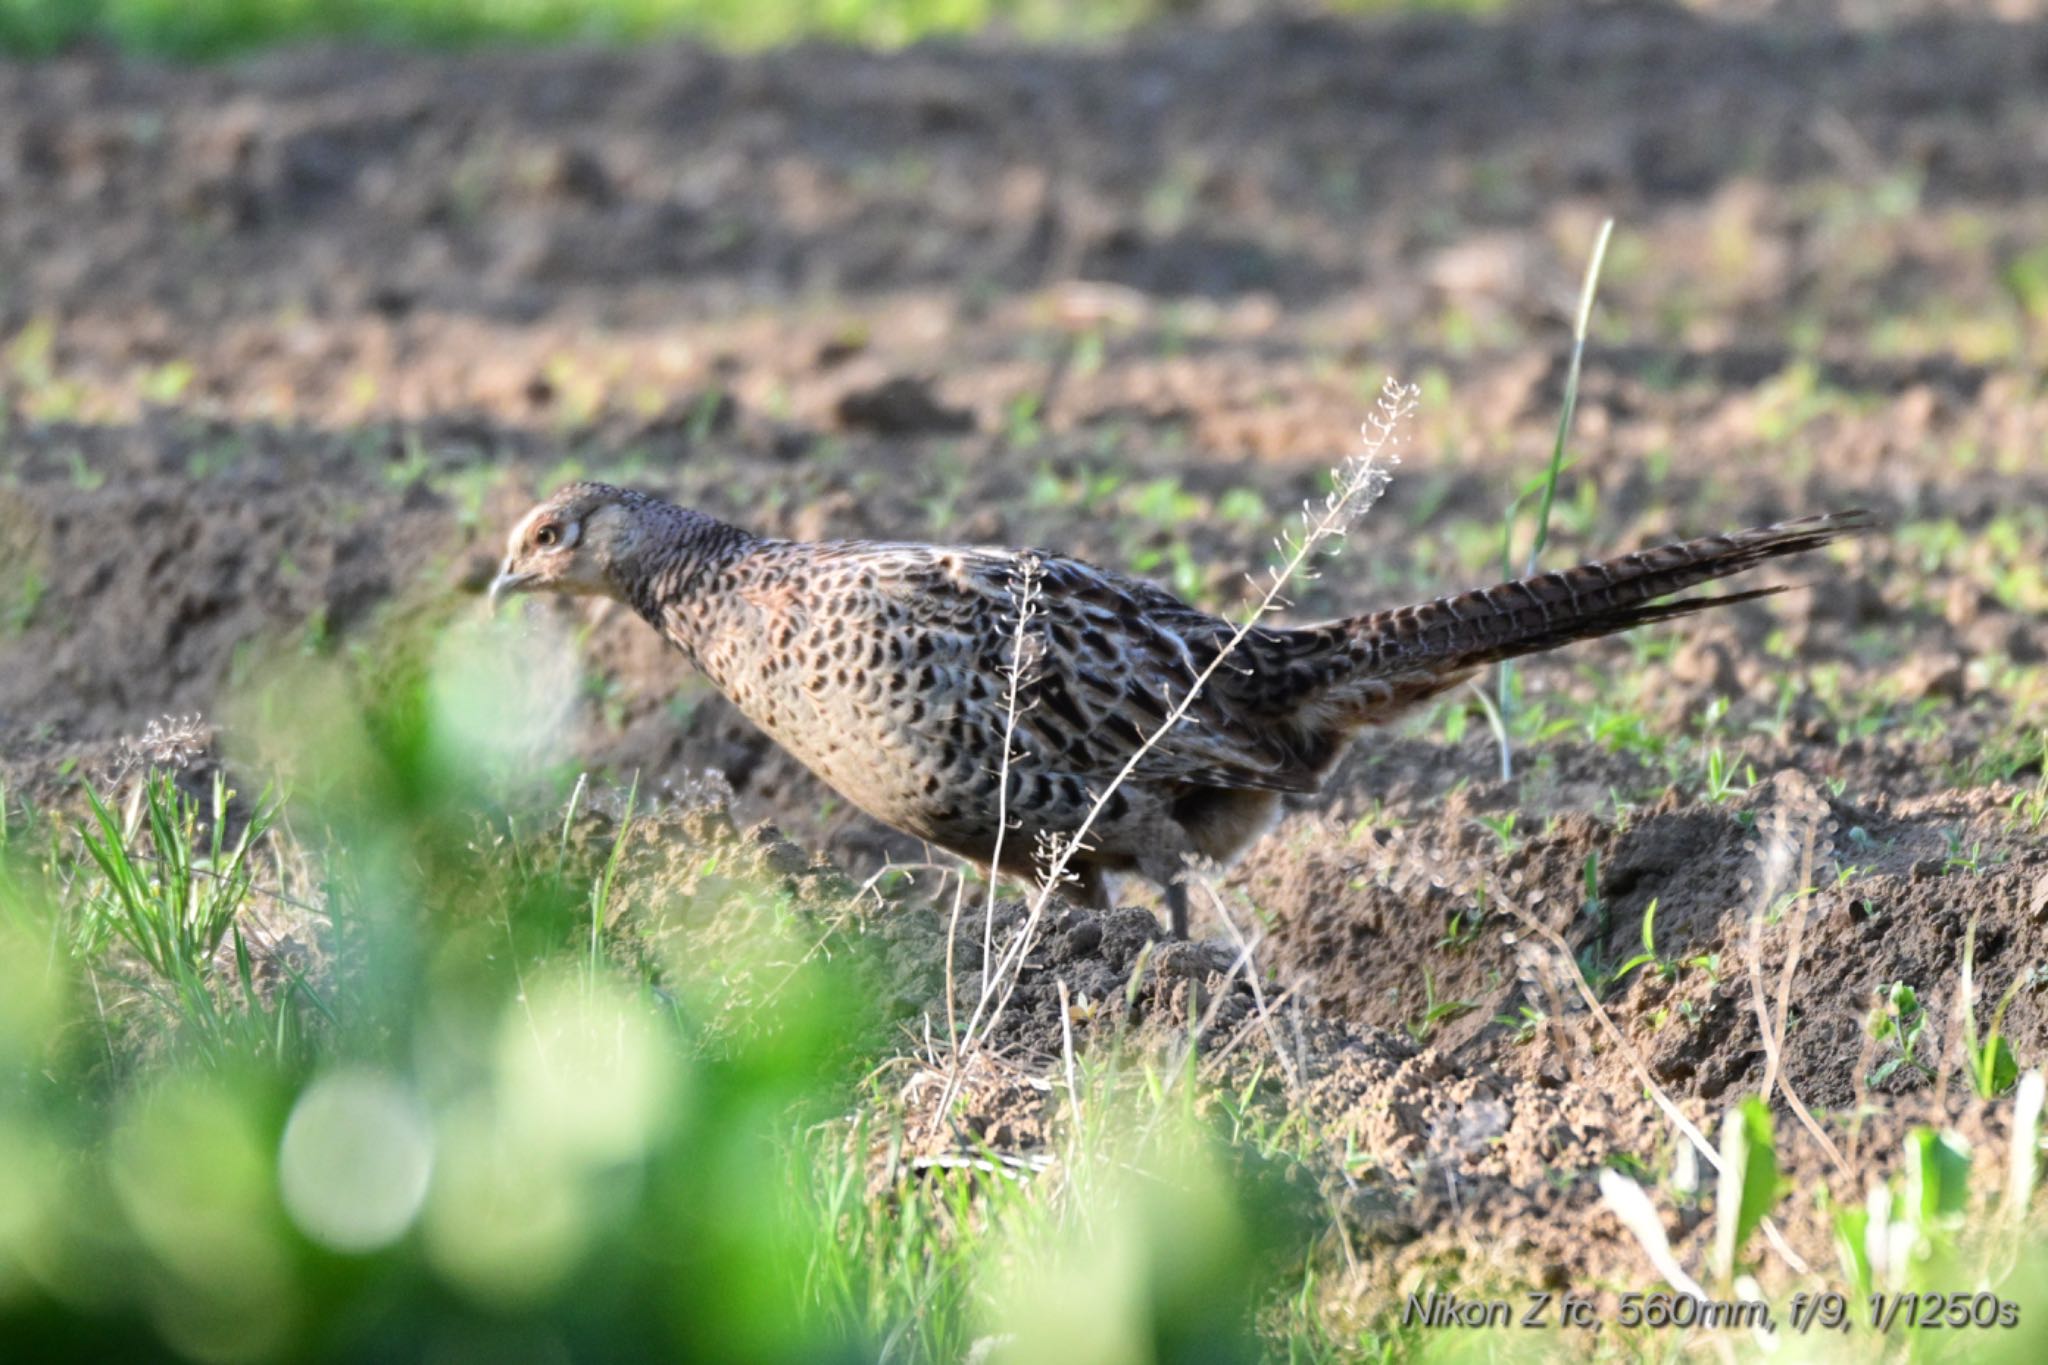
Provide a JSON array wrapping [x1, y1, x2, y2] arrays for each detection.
[[2, 0, 2047, 1360], [0, 0, 1498, 58]]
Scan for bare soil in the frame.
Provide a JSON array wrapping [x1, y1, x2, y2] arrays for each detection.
[[3, 2, 2046, 1318]]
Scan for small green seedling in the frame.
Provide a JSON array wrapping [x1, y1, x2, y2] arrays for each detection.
[[1405, 966, 1477, 1044], [1867, 981, 1936, 1086], [1495, 1002, 1547, 1044], [1701, 744, 1756, 803], [1613, 898, 1667, 983], [1961, 914, 2030, 1098], [1437, 885, 1492, 951]]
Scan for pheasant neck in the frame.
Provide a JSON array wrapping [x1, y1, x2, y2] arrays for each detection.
[[621, 510, 756, 637]]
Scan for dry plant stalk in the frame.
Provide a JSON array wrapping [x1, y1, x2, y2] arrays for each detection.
[[1742, 802, 1848, 1177], [114, 712, 211, 778], [950, 378, 1418, 1072], [943, 554, 1045, 1055], [1190, 875, 1302, 1102]]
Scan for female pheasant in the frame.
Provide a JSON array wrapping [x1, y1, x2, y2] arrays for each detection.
[[491, 483, 1868, 936]]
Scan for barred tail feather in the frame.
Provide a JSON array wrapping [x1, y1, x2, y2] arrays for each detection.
[[1346, 509, 1875, 678]]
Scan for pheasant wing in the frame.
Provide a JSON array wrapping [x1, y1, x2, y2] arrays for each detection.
[[845, 542, 1322, 794]]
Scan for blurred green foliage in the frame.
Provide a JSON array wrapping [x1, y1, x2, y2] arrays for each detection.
[[0, 632, 1298, 1361], [1, 0, 1138, 57], [0, 0, 1510, 59]]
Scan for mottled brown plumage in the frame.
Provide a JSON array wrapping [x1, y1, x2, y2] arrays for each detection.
[[491, 484, 1870, 935]]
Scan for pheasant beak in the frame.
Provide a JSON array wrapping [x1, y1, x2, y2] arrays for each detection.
[[487, 566, 538, 612]]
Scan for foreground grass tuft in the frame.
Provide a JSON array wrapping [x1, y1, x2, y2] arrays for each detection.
[[0, 651, 1321, 1358]]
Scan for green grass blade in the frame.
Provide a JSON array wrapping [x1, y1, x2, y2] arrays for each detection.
[[1496, 217, 1615, 778], [1524, 217, 1615, 580]]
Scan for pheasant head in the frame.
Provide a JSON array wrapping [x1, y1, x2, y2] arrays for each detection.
[[489, 483, 748, 612]]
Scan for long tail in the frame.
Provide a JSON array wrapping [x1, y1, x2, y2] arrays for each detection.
[[1343, 509, 1876, 682]]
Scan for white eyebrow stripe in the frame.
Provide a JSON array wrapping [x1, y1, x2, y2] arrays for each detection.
[[507, 505, 548, 556]]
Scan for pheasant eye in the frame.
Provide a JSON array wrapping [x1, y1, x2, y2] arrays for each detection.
[[534, 523, 562, 548]]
